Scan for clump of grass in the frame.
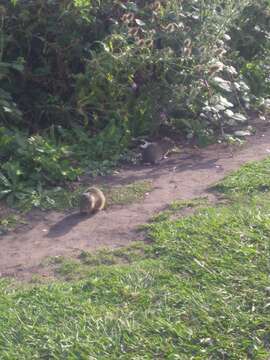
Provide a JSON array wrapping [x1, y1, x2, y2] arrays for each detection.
[[150, 210, 172, 223], [150, 197, 208, 223], [0, 214, 26, 235], [104, 180, 152, 206], [169, 197, 208, 211], [45, 256, 89, 280], [79, 243, 149, 268], [45, 243, 151, 281], [79, 250, 118, 267], [214, 157, 270, 195]]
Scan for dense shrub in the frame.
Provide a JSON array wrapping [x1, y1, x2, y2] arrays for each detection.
[[229, 1, 270, 61], [1, 0, 98, 129], [0, 127, 81, 207], [76, 0, 255, 138], [2, 0, 267, 136], [229, 1, 270, 101]]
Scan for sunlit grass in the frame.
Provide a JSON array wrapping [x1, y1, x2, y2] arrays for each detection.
[[0, 159, 270, 358]]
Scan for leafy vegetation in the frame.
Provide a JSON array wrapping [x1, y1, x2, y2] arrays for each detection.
[[0, 0, 269, 208], [1, 158, 270, 358], [0, 213, 24, 235]]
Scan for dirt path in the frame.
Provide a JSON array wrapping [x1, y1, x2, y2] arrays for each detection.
[[1, 124, 270, 279]]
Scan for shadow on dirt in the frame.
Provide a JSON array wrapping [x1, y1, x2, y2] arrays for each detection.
[[105, 153, 222, 186], [47, 213, 92, 238]]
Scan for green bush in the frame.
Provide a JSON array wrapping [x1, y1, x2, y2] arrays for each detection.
[[2, 0, 267, 137], [229, 1, 270, 61], [0, 6, 24, 125], [0, 127, 81, 208], [229, 1, 270, 100], [241, 55, 270, 99], [76, 0, 255, 137], [0, 123, 131, 209], [1, 0, 110, 129]]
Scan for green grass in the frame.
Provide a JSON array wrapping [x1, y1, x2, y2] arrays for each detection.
[[43, 243, 151, 281], [214, 157, 270, 195], [168, 197, 209, 211], [105, 180, 153, 206], [150, 197, 208, 223], [1, 159, 270, 358]]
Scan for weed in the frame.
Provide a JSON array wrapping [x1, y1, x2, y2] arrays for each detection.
[[0, 214, 25, 235]]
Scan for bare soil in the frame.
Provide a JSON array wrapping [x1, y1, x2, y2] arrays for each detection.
[[1, 122, 270, 280]]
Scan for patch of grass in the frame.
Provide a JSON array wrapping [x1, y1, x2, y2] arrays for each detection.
[[150, 197, 208, 223], [55, 259, 83, 278], [104, 180, 153, 206], [45, 256, 89, 281], [44, 243, 151, 281], [79, 243, 150, 267], [79, 250, 118, 266], [169, 197, 208, 211], [214, 156, 270, 195], [29, 274, 54, 285], [1, 161, 270, 358], [150, 210, 172, 223]]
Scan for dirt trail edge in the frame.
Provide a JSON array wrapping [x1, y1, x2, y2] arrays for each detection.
[[1, 126, 270, 278]]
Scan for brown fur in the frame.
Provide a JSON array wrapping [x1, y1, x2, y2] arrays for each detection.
[[79, 187, 106, 215]]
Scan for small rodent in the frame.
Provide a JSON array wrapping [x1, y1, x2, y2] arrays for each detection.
[[140, 141, 162, 165], [79, 187, 106, 215], [140, 138, 173, 165]]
